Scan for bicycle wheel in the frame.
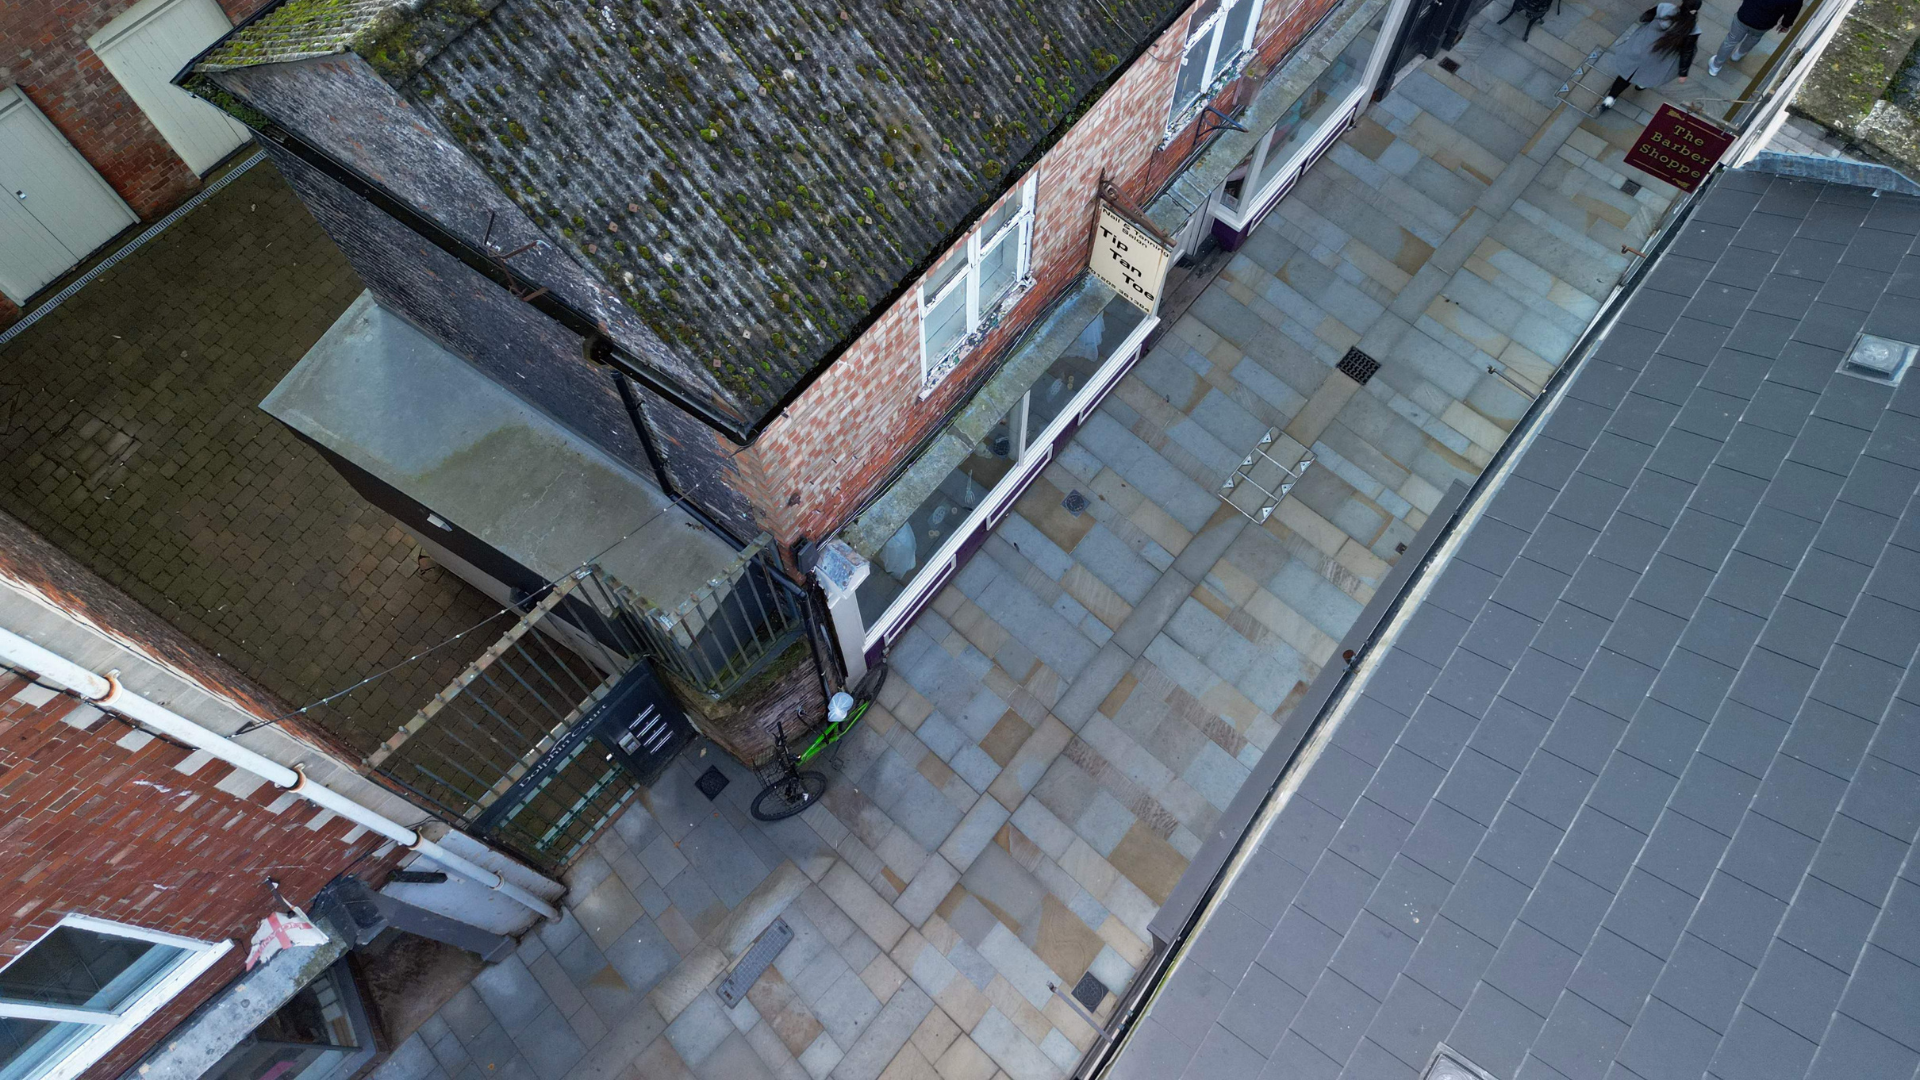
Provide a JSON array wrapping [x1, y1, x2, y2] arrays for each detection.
[[750, 770, 828, 821]]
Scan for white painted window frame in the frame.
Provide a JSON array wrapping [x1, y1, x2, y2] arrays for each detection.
[[917, 176, 1038, 396], [1167, 0, 1267, 129], [1208, 0, 1422, 233], [868, 307, 1160, 655], [0, 914, 231, 1080]]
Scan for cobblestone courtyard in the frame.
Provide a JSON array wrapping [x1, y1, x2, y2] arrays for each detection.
[[0, 158, 498, 741]]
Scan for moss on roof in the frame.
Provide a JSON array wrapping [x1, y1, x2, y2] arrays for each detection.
[[202, 0, 1188, 420], [1792, 0, 1920, 178]]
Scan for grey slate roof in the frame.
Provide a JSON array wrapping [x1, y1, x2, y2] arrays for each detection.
[[204, 0, 1187, 417], [1110, 170, 1920, 1080]]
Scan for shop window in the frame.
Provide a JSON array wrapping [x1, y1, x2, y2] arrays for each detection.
[[1170, 0, 1265, 125], [0, 917, 229, 1080], [920, 177, 1037, 393]]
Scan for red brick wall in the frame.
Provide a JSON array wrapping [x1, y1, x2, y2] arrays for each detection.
[[739, 0, 1336, 553], [0, 670, 394, 1080], [0, 0, 273, 323]]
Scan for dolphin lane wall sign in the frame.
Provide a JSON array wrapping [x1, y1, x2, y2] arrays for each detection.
[[1089, 201, 1174, 314], [1626, 104, 1734, 192]]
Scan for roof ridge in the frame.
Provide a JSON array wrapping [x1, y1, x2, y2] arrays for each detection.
[[196, 0, 500, 83]]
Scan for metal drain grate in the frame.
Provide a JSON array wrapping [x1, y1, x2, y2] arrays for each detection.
[[1438, 56, 1461, 73], [1337, 346, 1381, 385], [1062, 490, 1088, 517], [717, 918, 792, 1007], [695, 766, 731, 800], [1619, 178, 1642, 196], [1071, 972, 1108, 1011]]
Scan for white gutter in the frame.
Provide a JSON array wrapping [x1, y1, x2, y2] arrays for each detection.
[[0, 626, 560, 922]]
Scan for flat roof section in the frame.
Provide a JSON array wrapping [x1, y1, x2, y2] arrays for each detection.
[[1110, 170, 1920, 1080]]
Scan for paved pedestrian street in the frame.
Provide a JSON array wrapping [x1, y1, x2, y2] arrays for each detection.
[[369, 0, 1785, 1076]]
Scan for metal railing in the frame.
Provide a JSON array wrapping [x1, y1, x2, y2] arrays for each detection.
[[577, 534, 809, 699]]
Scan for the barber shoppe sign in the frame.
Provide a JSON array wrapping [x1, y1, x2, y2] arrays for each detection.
[[1627, 104, 1734, 192]]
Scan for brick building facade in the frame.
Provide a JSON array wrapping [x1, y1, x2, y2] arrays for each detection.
[[0, 0, 272, 324], [0, 510, 563, 1080], [0, 667, 393, 1080]]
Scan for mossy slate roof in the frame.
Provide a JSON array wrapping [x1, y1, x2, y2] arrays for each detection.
[[203, 0, 1189, 417]]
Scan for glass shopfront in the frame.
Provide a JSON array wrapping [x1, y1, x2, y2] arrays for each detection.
[[1213, 9, 1387, 236], [843, 287, 1153, 652]]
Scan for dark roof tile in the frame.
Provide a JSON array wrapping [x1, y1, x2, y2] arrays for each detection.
[[1330, 798, 1418, 879], [1364, 748, 1451, 826], [1295, 853, 1382, 938], [1807, 645, 1907, 723], [1457, 601, 1542, 670], [1720, 810, 1822, 900], [1565, 929, 1664, 1026], [1808, 812, 1910, 906], [1649, 933, 1754, 1034], [1560, 556, 1642, 623], [1448, 982, 1549, 1080], [1405, 916, 1499, 1008], [1553, 808, 1647, 896], [1836, 755, 1920, 843], [1804, 1013, 1920, 1080], [1726, 647, 1820, 721], [1568, 650, 1660, 724], [1778, 874, 1881, 972], [1689, 872, 1787, 966], [1218, 963, 1307, 1054], [1744, 939, 1851, 1043], [1617, 999, 1724, 1080], [1492, 556, 1577, 620], [1673, 598, 1765, 669], [1583, 751, 1681, 833], [1403, 800, 1488, 885], [1668, 754, 1763, 836], [1834, 946, 1920, 1059], [1261, 1031, 1344, 1080], [1703, 1006, 1818, 1080], [1435, 750, 1522, 828], [1531, 991, 1630, 1080], [1183, 1024, 1271, 1079], [1367, 856, 1452, 941], [1366, 977, 1461, 1071], [1696, 698, 1791, 779], [1779, 699, 1878, 778], [1485, 921, 1583, 1017], [1258, 905, 1348, 996], [1397, 697, 1483, 774], [1328, 911, 1420, 1002], [1634, 809, 1730, 898], [1290, 970, 1384, 1065]]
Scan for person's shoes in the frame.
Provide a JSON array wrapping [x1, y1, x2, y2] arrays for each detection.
[[1708, 55, 1724, 75], [1600, 94, 1616, 110]]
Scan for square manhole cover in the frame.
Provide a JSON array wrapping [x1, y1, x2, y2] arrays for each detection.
[[695, 766, 730, 800], [1071, 972, 1108, 1011], [1062, 490, 1089, 517]]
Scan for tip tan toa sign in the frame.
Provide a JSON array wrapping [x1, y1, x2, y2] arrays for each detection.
[[1090, 201, 1174, 314]]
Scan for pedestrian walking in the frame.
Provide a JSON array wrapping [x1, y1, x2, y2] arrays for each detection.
[[1598, 0, 1703, 111], [1707, 0, 1801, 75]]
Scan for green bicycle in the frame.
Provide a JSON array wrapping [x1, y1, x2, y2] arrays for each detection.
[[750, 661, 888, 822]]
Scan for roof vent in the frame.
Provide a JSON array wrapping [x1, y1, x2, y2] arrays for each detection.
[[1422, 1047, 1502, 1080], [1840, 333, 1915, 385]]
